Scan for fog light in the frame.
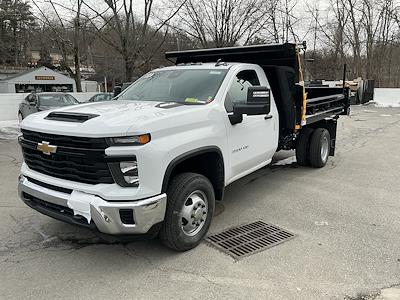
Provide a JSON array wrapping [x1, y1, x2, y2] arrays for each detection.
[[120, 161, 139, 185]]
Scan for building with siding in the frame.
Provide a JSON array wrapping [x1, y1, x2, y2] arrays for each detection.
[[0, 67, 76, 93]]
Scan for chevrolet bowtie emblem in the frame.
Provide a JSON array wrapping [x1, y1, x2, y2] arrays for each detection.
[[37, 141, 57, 155]]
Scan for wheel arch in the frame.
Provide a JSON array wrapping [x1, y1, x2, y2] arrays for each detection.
[[162, 146, 225, 201]]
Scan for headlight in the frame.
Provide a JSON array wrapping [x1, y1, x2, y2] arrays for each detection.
[[108, 159, 140, 187], [107, 134, 151, 146]]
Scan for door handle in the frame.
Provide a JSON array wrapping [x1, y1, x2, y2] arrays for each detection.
[[264, 115, 273, 120]]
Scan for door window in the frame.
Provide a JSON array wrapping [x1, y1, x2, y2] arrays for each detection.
[[225, 70, 260, 111]]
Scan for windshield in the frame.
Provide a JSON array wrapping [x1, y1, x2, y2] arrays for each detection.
[[118, 69, 228, 104], [39, 94, 78, 107]]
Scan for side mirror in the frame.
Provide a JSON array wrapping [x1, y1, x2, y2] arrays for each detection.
[[113, 86, 122, 97], [27, 95, 36, 105], [229, 86, 271, 125], [247, 86, 271, 109]]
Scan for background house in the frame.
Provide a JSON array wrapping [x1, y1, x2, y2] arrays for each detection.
[[0, 67, 76, 93]]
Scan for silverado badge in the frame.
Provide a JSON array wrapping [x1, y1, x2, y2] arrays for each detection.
[[37, 141, 57, 155]]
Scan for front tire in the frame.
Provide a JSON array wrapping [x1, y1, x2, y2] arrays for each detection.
[[160, 172, 215, 251], [309, 128, 331, 168]]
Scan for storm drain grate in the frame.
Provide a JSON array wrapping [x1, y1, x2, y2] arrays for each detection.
[[206, 220, 295, 259]]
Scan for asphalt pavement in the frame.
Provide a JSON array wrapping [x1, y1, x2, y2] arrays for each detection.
[[1, 106, 400, 299]]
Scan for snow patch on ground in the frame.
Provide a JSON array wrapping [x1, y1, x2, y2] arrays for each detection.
[[375, 102, 400, 108], [0, 120, 20, 140], [272, 156, 297, 166], [374, 88, 400, 108]]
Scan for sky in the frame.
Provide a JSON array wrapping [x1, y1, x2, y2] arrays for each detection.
[[29, 0, 393, 51]]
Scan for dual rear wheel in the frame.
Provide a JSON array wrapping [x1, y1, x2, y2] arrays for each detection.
[[296, 128, 331, 168]]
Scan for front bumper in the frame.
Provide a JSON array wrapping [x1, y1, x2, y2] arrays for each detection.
[[18, 175, 167, 235]]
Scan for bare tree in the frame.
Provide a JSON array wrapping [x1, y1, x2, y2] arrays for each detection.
[[83, 0, 186, 81], [173, 0, 270, 48], [266, 0, 281, 43], [32, 0, 89, 91]]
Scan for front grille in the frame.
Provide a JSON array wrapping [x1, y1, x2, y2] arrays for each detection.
[[26, 177, 73, 194], [21, 129, 108, 149], [20, 129, 114, 184], [23, 192, 75, 217]]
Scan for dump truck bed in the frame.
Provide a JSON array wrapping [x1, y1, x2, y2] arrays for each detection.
[[166, 43, 350, 132]]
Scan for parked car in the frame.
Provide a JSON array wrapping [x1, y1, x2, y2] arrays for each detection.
[[88, 93, 113, 102], [18, 92, 79, 121], [18, 43, 350, 251]]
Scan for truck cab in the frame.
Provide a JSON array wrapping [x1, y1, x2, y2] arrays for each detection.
[[18, 43, 349, 251]]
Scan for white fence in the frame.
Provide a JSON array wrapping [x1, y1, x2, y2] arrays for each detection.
[[0, 92, 97, 121], [0, 93, 28, 121], [374, 88, 400, 107]]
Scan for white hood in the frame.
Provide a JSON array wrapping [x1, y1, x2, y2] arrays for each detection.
[[21, 100, 208, 138]]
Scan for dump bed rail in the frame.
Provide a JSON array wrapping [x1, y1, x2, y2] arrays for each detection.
[[304, 87, 350, 125], [305, 94, 347, 124]]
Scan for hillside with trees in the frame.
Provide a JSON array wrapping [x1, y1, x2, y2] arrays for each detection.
[[1, 0, 400, 89]]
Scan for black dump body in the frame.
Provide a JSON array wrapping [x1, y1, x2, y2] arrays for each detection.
[[166, 43, 350, 135]]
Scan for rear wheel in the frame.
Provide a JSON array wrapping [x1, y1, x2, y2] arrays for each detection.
[[309, 128, 330, 168], [296, 128, 314, 166], [160, 172, 215, 251]]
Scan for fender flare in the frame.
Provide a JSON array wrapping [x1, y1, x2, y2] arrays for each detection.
[[161, 146, 225, 198]]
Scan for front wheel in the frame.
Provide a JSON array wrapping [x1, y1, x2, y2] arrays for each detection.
[[160, 172, 215, 251]]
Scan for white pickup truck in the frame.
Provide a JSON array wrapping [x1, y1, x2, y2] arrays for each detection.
[[18, 43, 349, 251]]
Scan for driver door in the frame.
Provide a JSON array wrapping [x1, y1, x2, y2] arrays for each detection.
[[224, 68, 278, 182]]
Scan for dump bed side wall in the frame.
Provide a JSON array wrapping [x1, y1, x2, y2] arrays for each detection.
[[306, 87, 346, 99], [306, 87, 350, 118]]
